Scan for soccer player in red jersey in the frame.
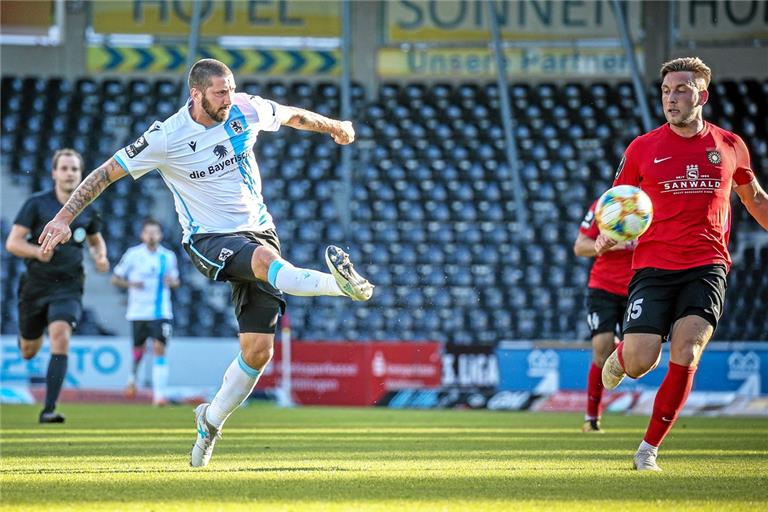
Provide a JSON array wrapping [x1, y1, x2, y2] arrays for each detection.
[[574, 199, 635, 433], [595, 57, 768, 470]]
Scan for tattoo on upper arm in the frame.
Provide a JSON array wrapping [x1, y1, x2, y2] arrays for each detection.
[[289, 109, 335, 133], [64, 160, 119, 216]]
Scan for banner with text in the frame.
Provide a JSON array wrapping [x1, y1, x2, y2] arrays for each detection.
[[385, 0, 642, 42], [676, 1, 768, 43], [259, 341, 442, 405], [378, 46, 640, 78], [92, 0, 340, 37]]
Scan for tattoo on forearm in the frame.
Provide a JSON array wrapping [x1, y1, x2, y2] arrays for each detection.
[[64, 160, 118, 216], [290, 109, 336, 134]]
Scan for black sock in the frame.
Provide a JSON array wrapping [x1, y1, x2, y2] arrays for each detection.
[[43, 354, 68, 413]]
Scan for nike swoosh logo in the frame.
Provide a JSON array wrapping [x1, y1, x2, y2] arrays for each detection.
[[662, 416, 673, 422], [654, 157, 672, 164]]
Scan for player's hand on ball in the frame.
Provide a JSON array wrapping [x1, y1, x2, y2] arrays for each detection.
[[595, 234, 618, 256], [332, 121, 355, 145], [39, 219, 71, 255]]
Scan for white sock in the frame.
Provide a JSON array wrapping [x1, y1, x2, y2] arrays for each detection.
[[638, 440, 658, 453], [206, 352, 262, 429], [152, 356, 169, 402], [267, 259, 343, 296]]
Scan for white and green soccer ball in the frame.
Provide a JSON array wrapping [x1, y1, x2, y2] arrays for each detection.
[[595, 185, 653, 242]]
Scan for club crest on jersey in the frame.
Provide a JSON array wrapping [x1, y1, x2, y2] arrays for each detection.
[[213, 144, 228, 159], [707, 149, 722, 165], [229, 120, 243, 134], [218, 248, 234, 262], [686, 164, 699, 180]]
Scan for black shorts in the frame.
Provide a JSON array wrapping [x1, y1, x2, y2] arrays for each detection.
[[184, 230, 285, 334], [623, 264, 727, 337], [132, 319, 172, 346], [586, 288, 627, 338], [18, 275, 82, 340]]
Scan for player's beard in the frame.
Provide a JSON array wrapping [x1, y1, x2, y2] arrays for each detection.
[[668, 108, 698, 128], [202, 96, 229, 123]]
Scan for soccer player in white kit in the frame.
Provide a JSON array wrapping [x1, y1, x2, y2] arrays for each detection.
[[39, 59, 374, 467], [112, 218, 180, 405]]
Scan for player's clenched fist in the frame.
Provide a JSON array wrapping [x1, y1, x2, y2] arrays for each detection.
[[332, 120, 355, 145], [38, 218, 71, 254]]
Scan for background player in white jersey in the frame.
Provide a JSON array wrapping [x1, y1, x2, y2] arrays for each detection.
[[112, 218, 180, 405], [39, 58, 373, 467]]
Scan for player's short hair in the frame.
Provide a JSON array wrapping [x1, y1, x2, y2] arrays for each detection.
[[188, 59, 232, 92], [51, 148, 84, 171], [141, 217, 162, 231], [660, 57, 711, 89]]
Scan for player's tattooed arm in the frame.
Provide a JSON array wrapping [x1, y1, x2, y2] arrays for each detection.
[[280, 106, 355, 145], [38, 157, 127, 253]]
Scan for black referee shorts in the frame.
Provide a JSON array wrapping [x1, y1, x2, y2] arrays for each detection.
[[184, 230, 285, 334], [18, 275, 83, 340]]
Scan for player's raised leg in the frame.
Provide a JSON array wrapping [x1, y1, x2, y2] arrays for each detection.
[[255, 245, 373, 301], [634, 315, 711, 471], [602, 333, 662, 390]]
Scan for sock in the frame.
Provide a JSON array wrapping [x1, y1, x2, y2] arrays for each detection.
[[44, 354, 68, 413], [206, 352, 262, 429], [586, 362, 604, 420], [132, 347, 144, 382], [638, 440, 658, 453], [267, 259, 343, 297], [616, 341, 626, 371], [152, 356, 169, 403], [643, 361, 697, 448]]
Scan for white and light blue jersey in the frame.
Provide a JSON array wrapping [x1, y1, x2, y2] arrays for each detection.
[[114, 244, 179, 321], [113, 93, 281, 242]]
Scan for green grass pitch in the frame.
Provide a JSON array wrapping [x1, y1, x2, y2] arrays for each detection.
[[1, 403, 767, 511]]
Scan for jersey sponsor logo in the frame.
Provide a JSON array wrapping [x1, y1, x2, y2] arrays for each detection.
[[213, 144, 229, 159], [217, 248, 234, 262], [229, 120, 244, 134], [187, 149, 252, 180], [125, 135, 148, 158], [707, 149, 722, 165], [653, 156, 672, 164], [188, 140, 197, 152], [660, 165, 722, 195]]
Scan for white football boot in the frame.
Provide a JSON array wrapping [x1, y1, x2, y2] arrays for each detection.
[[601, 350, 627, 389], [190, 403, 221, 467], [325, 245, 374, 301], [633, 448, 662, 471]]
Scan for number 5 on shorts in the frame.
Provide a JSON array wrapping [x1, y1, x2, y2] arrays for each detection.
[[627, 298, 644, 322]]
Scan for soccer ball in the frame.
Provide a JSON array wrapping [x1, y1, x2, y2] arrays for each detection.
[[595, 185, 653, 242]]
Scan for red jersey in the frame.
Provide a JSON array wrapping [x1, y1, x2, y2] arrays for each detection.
[[579, 200, 634, 297], [614, 122, 755, 271]]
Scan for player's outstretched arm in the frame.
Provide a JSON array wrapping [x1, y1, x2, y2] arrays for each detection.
[[735, 179, 768, 230], [277, 105, 355, 145], [39, 157, 126, 254], [574, 232, 598, 257]]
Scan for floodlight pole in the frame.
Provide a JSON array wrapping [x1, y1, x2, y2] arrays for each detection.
[[338, 0, 353, 233], [611, 0, 653, 133], [486, 0, 528, 228], [180, 0, 203, 105]]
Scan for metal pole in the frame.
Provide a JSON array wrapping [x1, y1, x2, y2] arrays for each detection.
[[486, 0, 528, 228], [338, 0, 353, 233], [180, 0, 203, 105], [611, 0, 653, 132]]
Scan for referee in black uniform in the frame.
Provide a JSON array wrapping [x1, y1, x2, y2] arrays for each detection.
[[5, 149, 110, 423]]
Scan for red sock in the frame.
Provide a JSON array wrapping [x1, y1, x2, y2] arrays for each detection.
[[586, 362, 604, 419], [616, 341, 626, 371], [643, 361, 697, 447]]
